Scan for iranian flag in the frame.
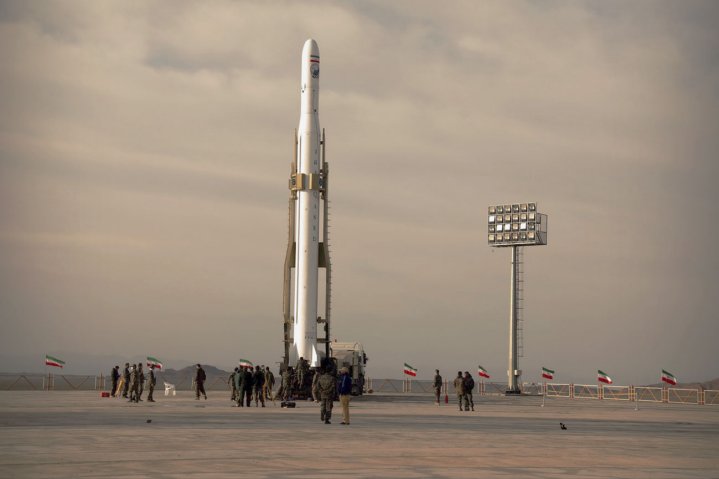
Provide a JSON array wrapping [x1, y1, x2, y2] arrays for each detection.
[[45, 355, 65, 368], [146, 356, 163, 370], [239, 359, 253, 368], [597, 370, 613, 384], [403, 363, 417, 377], [541, 367, 555, 380], [661, 369, 677, 386], [478, 366, 490, 379]]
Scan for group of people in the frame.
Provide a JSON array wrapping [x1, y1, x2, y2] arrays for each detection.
[[433, 369, 476, 411], [226, 365, 275, 407], [110, 363, 157, 403]]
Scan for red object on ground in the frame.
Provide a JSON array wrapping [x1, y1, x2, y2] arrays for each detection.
[[444, 393, 448, 404], [101, 392, 110, 398]]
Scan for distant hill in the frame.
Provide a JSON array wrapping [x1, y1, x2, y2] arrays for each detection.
[[646, 377, 719, 390]]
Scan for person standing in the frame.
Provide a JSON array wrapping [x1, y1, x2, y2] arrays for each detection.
[[147, 364, 157, 402], [111, 366, 120, 397], [433, 369, 443, 405], [281, 367, 293, 401], [453, 371, 465, 411], [122, 363, 130, 398], [234, 366, 245, 407], [263, 366, 275, 402], [195, 364, 207, 400], [338, 367, 352, 425], [463, 371, 475, 411], [228, 368, 238, 402], [317, 367, 337, 424], [128, 364, 138, 403], [137, 363, 145, 401], [253, 365, 265, 407], [242, 366, 254, 407]]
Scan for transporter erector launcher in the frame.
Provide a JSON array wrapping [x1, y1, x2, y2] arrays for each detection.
[[282, 39, 332, 368]]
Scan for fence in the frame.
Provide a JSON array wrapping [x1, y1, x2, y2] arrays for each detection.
[[363, 377, 718, 407]]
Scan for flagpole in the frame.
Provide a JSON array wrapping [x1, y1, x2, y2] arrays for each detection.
[[542, 381, 546, 407]]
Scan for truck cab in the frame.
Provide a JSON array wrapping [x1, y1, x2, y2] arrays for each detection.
[[330, 341, 368, 396]]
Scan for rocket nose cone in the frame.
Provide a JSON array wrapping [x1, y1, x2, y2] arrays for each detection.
[[303, 38, 319, 58]]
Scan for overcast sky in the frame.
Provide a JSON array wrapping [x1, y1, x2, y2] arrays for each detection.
[[1, 1, 717, 383]]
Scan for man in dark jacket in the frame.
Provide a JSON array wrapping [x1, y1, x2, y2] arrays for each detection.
[[195, 364, 207, 400], [111, 366, 120, 397], [463, 371, 475, 411], [242, 366, 254, 407], [137, 363, 145, 401], [338, 367, 352, 425]]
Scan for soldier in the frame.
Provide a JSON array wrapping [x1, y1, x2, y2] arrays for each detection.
[[253, 365, 265, 407], [463, 371, 475, 411], [122, 363, 130, 398], [147, 364, 157, 402], [311, 368, 320, 402], [137, 363, 145, 401], [263, 366, 275, 402], [228, 368, 238, 402], [110, 365, 120, 397], [195, 364, 207, 400], [453, 371, 465, 411], [296, 357, 308, 393], [234, 366, 246, 407], [433, 369, 443, 405], [281, 366, 294, 401], [317, 366, 337, 424], [242, 366, 254, 407], [128, 364, 138, 403]]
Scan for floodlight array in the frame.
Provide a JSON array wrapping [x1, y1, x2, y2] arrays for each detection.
[[488, 203, 547, 247]]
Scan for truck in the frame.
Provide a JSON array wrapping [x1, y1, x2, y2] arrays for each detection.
[[330, 341, 368, 396]]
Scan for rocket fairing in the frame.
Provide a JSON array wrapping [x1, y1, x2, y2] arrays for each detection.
[[291, 39, 322, 367]]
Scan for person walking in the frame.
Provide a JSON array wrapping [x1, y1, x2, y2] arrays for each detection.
[[195, 364, 207, 400], [110, 366, 120, 397], [122, 363, 130, 398], [234, 366, 246, 407], [281, 367, 294, 401], [433, 369, 443, 405], [128, 364, 139, 403], [147, 364, 157, 402], [453, 371, 465, 411], [338, 367, 352, 425], [317, 366, 337, 424], [253, 365, 265, 407], [462, 371, 475, 411]]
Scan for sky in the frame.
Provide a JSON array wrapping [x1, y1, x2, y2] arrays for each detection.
[[0, 1, 717, 384]]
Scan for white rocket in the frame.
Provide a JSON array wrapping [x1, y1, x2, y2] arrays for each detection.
[[291, 39, 322, 367]]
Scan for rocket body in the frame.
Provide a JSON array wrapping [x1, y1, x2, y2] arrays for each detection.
[[292, 39, 321, 367]]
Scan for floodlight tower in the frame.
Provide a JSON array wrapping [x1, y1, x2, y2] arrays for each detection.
[[487, 202, 548, 394]]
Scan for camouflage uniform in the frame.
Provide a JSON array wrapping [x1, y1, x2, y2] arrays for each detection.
[[228, 369, 238, 401], [317, 370, 337, 424], [128, 365, 139, 403], [453, 372, 465, 411], [263, 367, 275, 401], [296, 358, 309, 393], [122, 364, 130, 398], [137, 364, 145, 401], [281, 368, 293, 401], [462, 372, 475, 411]]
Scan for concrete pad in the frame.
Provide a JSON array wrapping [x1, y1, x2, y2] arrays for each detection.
[[0, 391, 717, 478]]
